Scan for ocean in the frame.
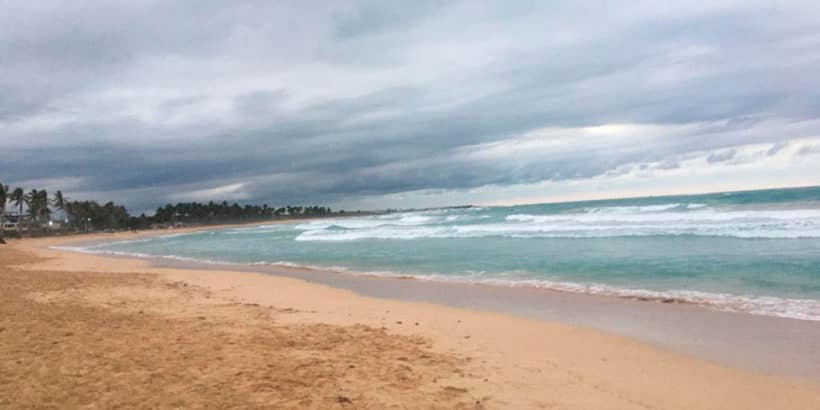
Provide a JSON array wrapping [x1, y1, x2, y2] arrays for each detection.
[[70, 186, 820, 321]]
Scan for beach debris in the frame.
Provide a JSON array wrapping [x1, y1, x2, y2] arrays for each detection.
[[443, 386, 468, 394]]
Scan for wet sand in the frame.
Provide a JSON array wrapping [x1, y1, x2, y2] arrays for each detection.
[[172, 259, 819, 381], [2, 232, 820, 409]]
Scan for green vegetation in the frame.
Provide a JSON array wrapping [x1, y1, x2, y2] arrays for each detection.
[[148, 202, 332, 227], [66, 200, 130, 232], [0, 182, 131, 234], [0, 180, 343, 236]]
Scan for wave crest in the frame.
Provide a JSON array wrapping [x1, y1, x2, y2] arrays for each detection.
[[296, 208, 820, 241]]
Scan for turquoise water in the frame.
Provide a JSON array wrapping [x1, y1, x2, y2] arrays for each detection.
[[74, 186, 820, 320]]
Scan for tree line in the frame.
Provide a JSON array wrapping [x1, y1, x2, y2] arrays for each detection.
[[0, 182, 131, 238], [1, 181, 344, 240], [127, 201, 336, 230]]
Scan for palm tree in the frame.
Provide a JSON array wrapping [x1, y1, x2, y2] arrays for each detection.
[[10, 187, 25, 233], [10, 187, 24, 215], [52, 190, 65, 211], [27, 189, 39, 224], [37, 189, 50, 224], [52, 190, 68, 225], [0, 183, 7, 242], [23, 189, 50, 228]]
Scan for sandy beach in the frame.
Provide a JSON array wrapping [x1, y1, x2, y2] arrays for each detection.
[[2, 231, 819, 409], [6, 0, 820, 407]]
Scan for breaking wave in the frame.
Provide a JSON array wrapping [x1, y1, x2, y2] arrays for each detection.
[[54, 189, 820, 323], [295, 206, 820, 241]]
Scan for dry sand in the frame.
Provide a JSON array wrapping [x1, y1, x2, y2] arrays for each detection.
[[2, 232, 819, 409]]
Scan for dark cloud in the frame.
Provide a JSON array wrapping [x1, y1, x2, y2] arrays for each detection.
[[768, 141, 790, 156], [2, 0, 820, 212], [707, 149, 736, 164]]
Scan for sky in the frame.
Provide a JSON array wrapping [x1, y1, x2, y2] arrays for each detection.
[[2, 0, 820, 213]]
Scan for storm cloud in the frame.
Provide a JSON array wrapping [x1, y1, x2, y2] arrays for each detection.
[[2, 0, 820, 212]]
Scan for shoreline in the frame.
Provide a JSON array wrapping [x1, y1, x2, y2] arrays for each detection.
[[52, 242, 820, 322], [147, 253, 820, 382], [33, 228, 820, 380], [56, 225, 820, 323], [4, 233, 820, 408]]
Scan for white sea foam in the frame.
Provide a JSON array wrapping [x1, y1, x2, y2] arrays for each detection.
[[583, 203, 683, 214], [290, 207, 820, 241], [508, 208, 820, 223], [244, 264, 820, 321], [51, 199, 820, 322], [466, 277, 820, 321]]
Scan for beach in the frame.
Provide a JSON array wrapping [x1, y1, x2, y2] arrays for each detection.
[[5, 1, 820, 407], [1, 231, 819, 409]]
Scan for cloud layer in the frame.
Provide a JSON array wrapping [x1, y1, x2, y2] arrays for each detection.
[[2, 1, 820, 212]]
